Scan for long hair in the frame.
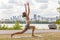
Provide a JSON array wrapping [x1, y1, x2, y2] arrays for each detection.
[[22, 12, 26, 17]]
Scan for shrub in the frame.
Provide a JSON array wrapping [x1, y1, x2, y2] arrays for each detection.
[[12, 21, 23, 30], [0, 21, 23, 30], [54, 19, 60, 29], [0, 24, 8, 30]]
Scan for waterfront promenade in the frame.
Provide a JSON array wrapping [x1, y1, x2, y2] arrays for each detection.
[[0, 30, 60, 34]]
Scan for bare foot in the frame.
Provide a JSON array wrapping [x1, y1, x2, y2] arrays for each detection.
[[32, 35, 37, 37]]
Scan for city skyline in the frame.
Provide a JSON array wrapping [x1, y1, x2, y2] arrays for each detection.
[[0, 14, 58, 22]]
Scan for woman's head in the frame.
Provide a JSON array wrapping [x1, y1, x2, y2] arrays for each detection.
[[22, 12, 26, 17]]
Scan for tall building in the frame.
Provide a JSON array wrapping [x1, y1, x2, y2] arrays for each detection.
[[16, 15, 22, 20], [13, 16, 16, 21], [10, 15, 26, 21], [34, 14, 37, 20], [55, 16, 58, 20]]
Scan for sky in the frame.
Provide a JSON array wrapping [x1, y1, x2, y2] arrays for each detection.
[[0, 0, 59, 19]]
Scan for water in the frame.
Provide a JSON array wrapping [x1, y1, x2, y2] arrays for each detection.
[[0, 24, 50, 29]]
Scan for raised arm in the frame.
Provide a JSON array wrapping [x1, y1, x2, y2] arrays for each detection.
[[27, 3, 30, 16], [24, 4, 27, 13]]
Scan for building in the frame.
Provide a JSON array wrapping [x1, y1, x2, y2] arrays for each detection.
[[34, 14, 37, 20]]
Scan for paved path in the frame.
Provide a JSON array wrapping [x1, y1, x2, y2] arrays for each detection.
[[0, 30, 60, 34]]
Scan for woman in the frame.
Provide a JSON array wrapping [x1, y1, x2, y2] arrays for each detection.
[[11, 3, 35, 37]]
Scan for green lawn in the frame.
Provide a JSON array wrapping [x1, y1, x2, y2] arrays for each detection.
[[0, 32, 60, 40]]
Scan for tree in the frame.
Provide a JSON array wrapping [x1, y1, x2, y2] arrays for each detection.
[[54, 19, 60, 24], [13, 21, 23, 30], [54, 19, 60, 29]]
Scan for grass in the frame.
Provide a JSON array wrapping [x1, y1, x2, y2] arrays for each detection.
[[0, 32, 60, 40]]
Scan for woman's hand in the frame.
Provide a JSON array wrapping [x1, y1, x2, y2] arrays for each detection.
[[27, 2, 29, 5]]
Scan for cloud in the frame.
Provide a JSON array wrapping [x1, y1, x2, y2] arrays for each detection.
[[0, 0, 59, 19], [35, 0, 48, 3], [40, 3, 48, 9]]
